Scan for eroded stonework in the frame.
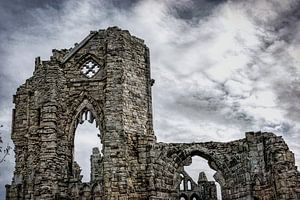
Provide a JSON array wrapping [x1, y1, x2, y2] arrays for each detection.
[[6, 27, 300, 200]]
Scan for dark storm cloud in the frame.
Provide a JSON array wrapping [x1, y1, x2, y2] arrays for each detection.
[[0, 0, 65, 32], [170, 0, 225, 23], [0, 0, 66, 101], [171, 87, 255, 128], [275, 79, 300, 122], [268, 6, 300, 123], [0, 0, 64, 9], [110, 0, 141, 9]]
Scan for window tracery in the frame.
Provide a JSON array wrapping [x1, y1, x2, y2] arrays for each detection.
[[81, 60, 100, 78]]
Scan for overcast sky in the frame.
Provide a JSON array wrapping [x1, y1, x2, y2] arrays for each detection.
[[1, 0, 300, 198]]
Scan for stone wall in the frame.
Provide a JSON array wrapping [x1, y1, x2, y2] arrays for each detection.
[[6, 27, 300, 200], [146, 132, 300, 200]]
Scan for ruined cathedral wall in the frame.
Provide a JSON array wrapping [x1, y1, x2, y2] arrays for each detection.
[[8, 79, 38, 199], [257, 133, 300, 199], [56, 28, 155, 198], [147, 132, 300, 200], [7, 27, 156, 199], [6, 27, 300, 200], [144, 141, 235, 200], [57, 31, 107, 194], [6, 57, 67, 199]]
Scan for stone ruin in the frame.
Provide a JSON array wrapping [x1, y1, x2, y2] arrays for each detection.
[[178, 170, 217, 200], [5, 27, 300, 200]]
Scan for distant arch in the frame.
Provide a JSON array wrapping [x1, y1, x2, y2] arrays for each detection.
[[180, 179, 184, 191], [190, 193, 200, 200], [168, 143, 232, 197], [187, 180, 192, 190], [179, 193, 188, 200]]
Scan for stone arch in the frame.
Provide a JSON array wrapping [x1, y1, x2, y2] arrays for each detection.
[[177, 173, 184, 191], [169, 143, 230, 196], [64, 93, 104, 142], [178, 172, 195, 192], [81, 183, 91, 197], [175, 147, 224, 172], [187, 179, 192, 190], [63, 93, 104, 180], [179, 193, 188, 200], [190, 193, 200, 200]]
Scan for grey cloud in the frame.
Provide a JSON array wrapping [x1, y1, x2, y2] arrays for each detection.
[[171, 88, 256, 129], [0, 0, 65, 33], [1, 0, 300, 198], [274, 79, 300, 123], [222, 0, 300, 128], [263, 121, 296, 136], [110, 0, 141, 9], [170, 0, 225, 23], [150, 0, 300, 141]]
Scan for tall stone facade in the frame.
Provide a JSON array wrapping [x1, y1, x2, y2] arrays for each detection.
[[6, 27, 300, 200]]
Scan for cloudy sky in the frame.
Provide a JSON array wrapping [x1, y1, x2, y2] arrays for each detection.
[[1, 0, 300, 198]]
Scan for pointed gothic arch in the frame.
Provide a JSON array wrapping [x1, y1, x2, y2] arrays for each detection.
[[190, 193, 200, 200], [65, 94, 104, 141], [62, 94, 105, 181]]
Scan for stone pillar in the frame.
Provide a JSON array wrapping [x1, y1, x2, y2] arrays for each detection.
[[101, 27, 154, 199], [90, 147, 102, 182]]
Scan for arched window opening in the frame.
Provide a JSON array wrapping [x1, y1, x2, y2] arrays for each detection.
[[180, 194, 188, 200], [74, 109, 102, 183], [187, 180, 192, 190], [184, 156, 222, 200], [190, 194, 200, 200], [180, 180, 184, 191]]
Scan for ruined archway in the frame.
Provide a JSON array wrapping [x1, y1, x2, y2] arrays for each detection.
[[63, 96, 105, 184], [73, 110, 102, 182], [179, 193, 188, 200], [184, 156, 221, 199], [190, 193, 200, 200], [168, 144, 227, 200], [67, 96, 104, 142]]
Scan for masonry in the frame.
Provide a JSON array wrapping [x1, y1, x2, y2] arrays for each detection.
[[6, 27, 300, 200]]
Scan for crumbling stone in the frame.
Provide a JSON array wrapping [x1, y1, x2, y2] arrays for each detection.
[[6, 27, 300, 200]]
